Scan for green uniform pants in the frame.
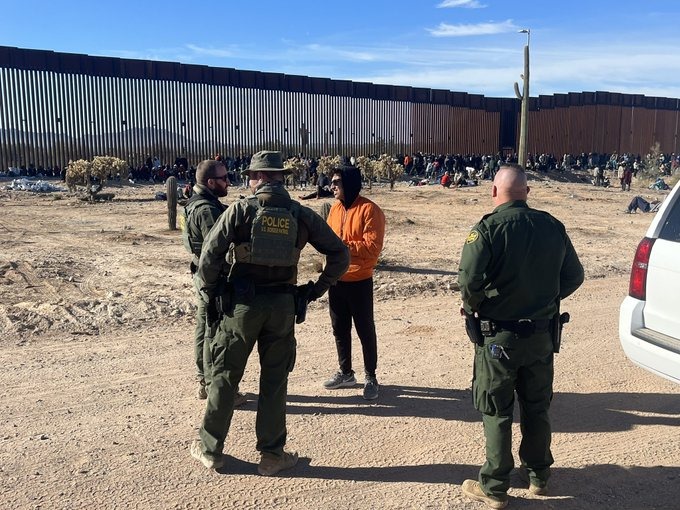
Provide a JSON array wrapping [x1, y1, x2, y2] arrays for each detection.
[[472, 330, 554, 499], [194, 285, 210, 381], [199, 292, 296, 458]]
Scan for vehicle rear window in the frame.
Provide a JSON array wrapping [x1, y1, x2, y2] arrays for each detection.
[[659, 197, 680, 242]]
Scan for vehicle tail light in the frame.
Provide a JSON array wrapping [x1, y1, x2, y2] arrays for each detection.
[[629, 237, 655, 300]]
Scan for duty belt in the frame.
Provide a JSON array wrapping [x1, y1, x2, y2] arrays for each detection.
[[484, 318, 551, 337]]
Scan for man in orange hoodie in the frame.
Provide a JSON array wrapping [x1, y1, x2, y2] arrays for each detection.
[[323, 164, 386, 400]]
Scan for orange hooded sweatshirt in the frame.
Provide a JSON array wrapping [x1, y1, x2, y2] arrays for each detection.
[[327, 183, 385, 282]]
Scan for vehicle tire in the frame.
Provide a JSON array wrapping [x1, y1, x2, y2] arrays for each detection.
[[166, 176, 177, 230]]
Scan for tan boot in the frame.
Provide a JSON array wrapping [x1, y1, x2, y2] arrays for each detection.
[[528, 483, 548, 496], [257, 451, 298, 476], [461, 480, 508, 509], [190, 440, 224, 469], [518, 466, 548, 495]]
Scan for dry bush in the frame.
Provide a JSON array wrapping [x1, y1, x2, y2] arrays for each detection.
[[354, 156, 376, 189], [374, 154, 404, 190], [66, 156, 129, 201], [284, 157, 309, 186], [316, 155, 343, 177]]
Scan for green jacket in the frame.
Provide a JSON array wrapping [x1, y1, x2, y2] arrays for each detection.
[[183, 184, 227, 265], [458, 200, 584, 320], [196, 182, 349, 300]]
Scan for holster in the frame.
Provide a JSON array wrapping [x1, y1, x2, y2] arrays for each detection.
[[214, 277, 233, 315], [295, 291, 308, 324], [464, 311, 485, 346], [551, 312, 570, 353]]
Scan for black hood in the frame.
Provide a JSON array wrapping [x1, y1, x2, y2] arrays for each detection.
[[336, 165, 362, 208]]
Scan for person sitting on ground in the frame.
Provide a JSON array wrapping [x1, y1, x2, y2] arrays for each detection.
[[441, 171, 452, 188], [183, 181, 194, 199], [649, 177, 670, 191], [300, 171, 334, 199]]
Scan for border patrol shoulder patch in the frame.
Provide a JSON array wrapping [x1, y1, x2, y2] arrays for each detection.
[[466, 230, 479, 244]]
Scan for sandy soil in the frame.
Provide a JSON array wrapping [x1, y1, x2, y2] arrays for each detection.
[[1, 173, 678, 510]]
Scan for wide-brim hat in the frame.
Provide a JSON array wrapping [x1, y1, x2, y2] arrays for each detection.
[[241, 150, 292, 177]]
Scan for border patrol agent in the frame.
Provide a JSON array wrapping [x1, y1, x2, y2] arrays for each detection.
[[190, 150, 349, 476], [458, 164, 584, 508], [182, 159, 229, 399]]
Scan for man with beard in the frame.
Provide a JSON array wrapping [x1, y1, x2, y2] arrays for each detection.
[[182, 159, 245, 405]]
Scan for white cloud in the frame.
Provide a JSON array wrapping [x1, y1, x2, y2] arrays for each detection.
[[276, 43, 379, 63], [185, 44, 234, 58], [108, 35, 680, 99], [437, 0, 486, 8], [428, 19, 518, 37]]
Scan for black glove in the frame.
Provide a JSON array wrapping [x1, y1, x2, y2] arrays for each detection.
[[295, 281, 320, 324], [297, 281, 323, 303]]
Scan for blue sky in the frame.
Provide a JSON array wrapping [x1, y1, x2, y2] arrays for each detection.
[[3, 0, 680, 98]]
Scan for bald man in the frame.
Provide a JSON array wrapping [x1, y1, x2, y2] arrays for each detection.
[[458, 164, 584, 508]]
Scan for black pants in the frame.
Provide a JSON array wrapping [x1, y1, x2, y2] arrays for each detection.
[[328, 278, 378, 378]]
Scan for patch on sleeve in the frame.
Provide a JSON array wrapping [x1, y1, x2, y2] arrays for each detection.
[[465, 230, 479, 244]]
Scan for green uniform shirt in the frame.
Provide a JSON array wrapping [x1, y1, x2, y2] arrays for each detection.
[[458, 200, 584, 320], [196, 182, 349, 300], [184, 184, 227, 265]]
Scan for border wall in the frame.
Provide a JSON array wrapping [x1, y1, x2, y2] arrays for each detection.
[[1, 46, 679, 169]]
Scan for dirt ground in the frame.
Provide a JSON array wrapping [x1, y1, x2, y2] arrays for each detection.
[[1, 172, 678, 510]]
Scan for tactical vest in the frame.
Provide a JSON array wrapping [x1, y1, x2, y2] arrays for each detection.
[[229, 196, 301, 268], [182, 194, 213, 257]]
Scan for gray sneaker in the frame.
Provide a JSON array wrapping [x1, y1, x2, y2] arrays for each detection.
[[363, 376, 379, 400], [234, 391, 248, 407], [323, 371, 357, 389]]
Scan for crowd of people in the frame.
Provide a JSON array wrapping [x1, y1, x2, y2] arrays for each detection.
[[3, 147, 678, 190]]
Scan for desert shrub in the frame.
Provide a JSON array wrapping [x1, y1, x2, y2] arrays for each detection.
[[316, 155, 343, 177], [641, 142, 665, 177], [66, 156, 129, 201], [354, 155, 376, 189], [374, 154, 404, 190], [284, 157, 309, 187]]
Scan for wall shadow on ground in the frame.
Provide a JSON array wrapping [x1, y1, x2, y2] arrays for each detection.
[[216, 456, 679, 509], [374, 264, 458, 276], [282, 387, 680, 432], [552, 390, 680, 432], [285, 385, 475, 421]]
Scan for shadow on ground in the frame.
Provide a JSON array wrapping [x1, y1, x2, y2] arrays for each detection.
[[216, 455, 679, 510], [281, 387, 680, 432]]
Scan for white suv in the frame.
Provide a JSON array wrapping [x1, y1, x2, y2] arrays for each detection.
[[619, 179, 680, 384]]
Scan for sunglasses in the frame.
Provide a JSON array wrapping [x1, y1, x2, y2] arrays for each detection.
[[213, 175, 229, 182]]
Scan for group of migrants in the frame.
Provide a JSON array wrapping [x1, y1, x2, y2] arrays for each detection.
[[179, 149, 584, 508]]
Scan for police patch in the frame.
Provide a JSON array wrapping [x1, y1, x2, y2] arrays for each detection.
[[466, 230, 479, 244]]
